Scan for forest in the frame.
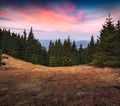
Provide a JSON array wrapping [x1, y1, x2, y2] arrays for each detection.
[[0, 15, 120, 67]]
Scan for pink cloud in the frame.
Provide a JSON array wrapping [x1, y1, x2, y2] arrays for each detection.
[[0, 6, 84, 31], [1, 5, 119, 34], [0, 9, 9, 17]]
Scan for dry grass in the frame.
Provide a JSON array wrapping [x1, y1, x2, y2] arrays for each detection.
[[0, 54, 120, 106]]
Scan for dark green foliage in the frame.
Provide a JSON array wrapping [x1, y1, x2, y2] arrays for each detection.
[[0, 49, 2, 65], [62, 37, 78, 66], [24, 27, 48, 65], [49, 39, 63, 66], [49, 38, 78, 66], [0, 27, 49, 66], [87, 35, 95, 63], [78, 44, 85, 64], [0, 29, 3, 65], [0, 29, 2, 49], [77, 36, 95, 65], [0, 14, 120, 67], [93, 14, 120, 67], [25, 27, 38, 63], [115, 20, 120, 62]]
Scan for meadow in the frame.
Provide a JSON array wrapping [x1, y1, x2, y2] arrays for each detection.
[[0, 54, 120, 106]]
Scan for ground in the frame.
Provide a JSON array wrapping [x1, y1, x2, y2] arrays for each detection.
[[0, 54, 120, 106]]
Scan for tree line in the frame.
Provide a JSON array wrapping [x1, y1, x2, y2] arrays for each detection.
[[0, 15, 120, 67]]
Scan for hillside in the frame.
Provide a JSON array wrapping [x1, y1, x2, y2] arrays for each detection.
[[0, 54, 120, 106]]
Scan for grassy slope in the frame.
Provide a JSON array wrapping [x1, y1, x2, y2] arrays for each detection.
[[0, 54, 120, 106]]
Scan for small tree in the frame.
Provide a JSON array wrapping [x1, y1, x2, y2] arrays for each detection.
[[88, 35, 95, 62]]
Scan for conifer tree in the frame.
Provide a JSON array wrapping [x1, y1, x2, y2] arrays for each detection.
[[112, 20, 120, 66], [78, 44, 85, 64], [71, 40, 78, 65], [25, 27, 40, 64], [93, 14, 117, 67], [87, 35, 95, 62], [54, 39, 63, 66], [48, 41, 56, 66], [62, 37, 71, 66], [23, 29, 27, 41], [0, 28, 2, 49], [20, 29, 27, 59]]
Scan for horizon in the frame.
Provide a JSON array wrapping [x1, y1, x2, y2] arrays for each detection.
[[0, 0, 120, 40]]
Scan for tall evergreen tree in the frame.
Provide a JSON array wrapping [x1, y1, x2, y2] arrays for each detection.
[[87, 35, 95, 62], [112, 20, 120, 66], [93, 14, 117, 67], [62, 37, 72, 66], [78, 44, 85, 64], [19, 29, 27, 59], [25, 27, 39, 63], [54, 39, 63, 66], [23, 29, 27, 41], [71, 40, 78, 65], [0, 28, 2, 49], [49, 41, 56, 66]]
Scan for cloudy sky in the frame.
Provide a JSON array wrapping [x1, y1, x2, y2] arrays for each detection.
[[0, 0, 120, 40]]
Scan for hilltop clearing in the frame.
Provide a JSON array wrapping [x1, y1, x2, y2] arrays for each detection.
[[0, 54, 120, 106]]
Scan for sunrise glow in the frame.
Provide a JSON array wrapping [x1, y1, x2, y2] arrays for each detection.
[[0, 0, 120, 40]]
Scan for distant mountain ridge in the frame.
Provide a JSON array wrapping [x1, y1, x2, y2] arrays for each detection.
[[40, 40, 89, 49], [76, 40, 89, 49]]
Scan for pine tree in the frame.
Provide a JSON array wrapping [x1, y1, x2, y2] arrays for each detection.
[[20, 29, 27, 59], [48, 41, 56, 66], [28, 27, 34, 40], [25, 27, 40, 64], [93, 14, 117, 67], [62, 37, 72, 66], [112, 20, 120, 66], [0, 28, 2, 49], [54, 39, 63, 66], [23, 29, 27, 41], [40, 46, 49, 66], [78, 44, 85, 64], [87, 35, 95, 62], [89, 35, 94, 47], [71, 40, 78, 65], [49, 39, 63, 66]]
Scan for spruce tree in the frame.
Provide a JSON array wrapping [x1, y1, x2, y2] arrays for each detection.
[[25, 27, 39, 64], [0, 28, 2, 49], [78, 44, 85, 64], [88, 35, 95, 62], [62, 37, 72, 66], [71, 40, 78, 65], [112, 20, 120, 66], [54, 39, 63, 66], [93, 14, 117, 67], [49, 39, 63, 66], [20, 29, 27, 59]]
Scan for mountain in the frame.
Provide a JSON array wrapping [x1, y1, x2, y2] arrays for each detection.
[[40, 40, 89, 49], [75, 40, 89, 49]]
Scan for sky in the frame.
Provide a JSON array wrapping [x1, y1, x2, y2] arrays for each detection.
[[0, 0, 120, 40]]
